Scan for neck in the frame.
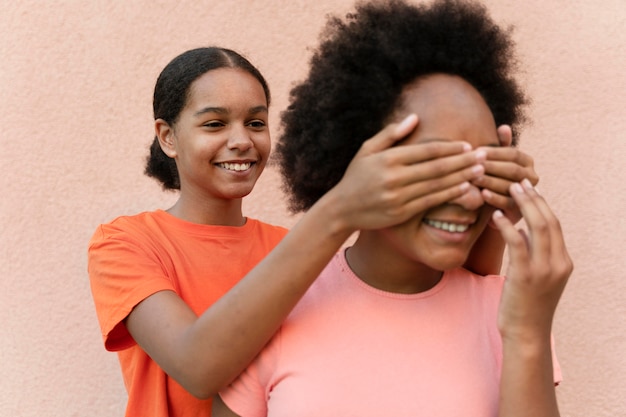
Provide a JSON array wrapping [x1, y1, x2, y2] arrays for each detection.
[[167, 192, 245, 226], [345, 231, 443, 294]]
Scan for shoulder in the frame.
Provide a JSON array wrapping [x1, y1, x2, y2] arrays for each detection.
[[89, 211, 162, 244], [245, 218, 289, 242], [448, 268, 505, 287], [444, 268, 505, 312]]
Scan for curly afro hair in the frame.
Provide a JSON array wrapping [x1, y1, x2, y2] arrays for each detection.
[[276, 0, 528, 212], [145, 47, 271, 190]]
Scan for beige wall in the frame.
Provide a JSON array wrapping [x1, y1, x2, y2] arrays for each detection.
[[1, 0, 624, 416]]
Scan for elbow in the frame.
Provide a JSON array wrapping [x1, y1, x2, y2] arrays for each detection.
[[178, 379, 219, 400], [188, 387, 214, 401], [167, 352, 231, 399], [173, 370, 222, 400]]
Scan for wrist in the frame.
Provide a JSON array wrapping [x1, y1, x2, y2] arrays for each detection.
[[308, 190, 356, 241], [500, 324, 552, 352]]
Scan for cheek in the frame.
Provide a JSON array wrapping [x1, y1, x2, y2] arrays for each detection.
[[381, 220, 428, 257], [469, 208, 495, 242], [255, 134, 272, 158]]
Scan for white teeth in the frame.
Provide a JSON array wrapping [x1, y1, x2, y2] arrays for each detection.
[[218, 162, 251, 171], [424, 219, 469, 233]]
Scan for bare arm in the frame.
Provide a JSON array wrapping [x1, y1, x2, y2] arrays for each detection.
[[125, 114, 488, 398], [463, 125, 539, 275], [492, 179, 572, 417]]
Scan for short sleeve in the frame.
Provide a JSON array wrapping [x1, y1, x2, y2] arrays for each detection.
[[218, 329, 281, 417], [88, 224, 176, 351]]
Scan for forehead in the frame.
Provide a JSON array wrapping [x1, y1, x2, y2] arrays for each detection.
[[396, 74, 498, 148], [186, 68, 268, 110]]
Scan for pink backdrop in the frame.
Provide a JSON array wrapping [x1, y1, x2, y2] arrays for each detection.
[[1, 1, 624, 416]]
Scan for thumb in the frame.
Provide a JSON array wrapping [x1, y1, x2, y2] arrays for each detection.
[[356, 114, 419, 157]]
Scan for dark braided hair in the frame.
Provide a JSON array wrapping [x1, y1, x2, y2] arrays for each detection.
[[145, 47, 271, 190], [276, 0, 527, 212]]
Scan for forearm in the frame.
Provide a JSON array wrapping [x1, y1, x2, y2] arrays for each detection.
[[464, 225, 505, 275], [499, 334, 560, 417], [175, 191, 355, 397]]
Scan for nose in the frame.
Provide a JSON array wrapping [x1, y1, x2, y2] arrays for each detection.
[[227, 125, 253, 152], [449, 184, 484, 211]]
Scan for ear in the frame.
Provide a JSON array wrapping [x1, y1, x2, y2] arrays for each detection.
[[496, 124, 513, 147], [155, 119, 177, 158]]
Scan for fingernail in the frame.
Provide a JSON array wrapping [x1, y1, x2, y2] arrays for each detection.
[[511, 183, 524, 194], [521, 178, 533, 190], [462, 142, 472, 152], [471, 165, 485, 175], [482, 188, 493, 199], [493, 210, 504, 219], [475, 150, 487, 162], [460, 181, 470, 191], [398, 114, 417, 130]]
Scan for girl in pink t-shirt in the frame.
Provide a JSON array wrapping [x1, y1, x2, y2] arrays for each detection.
[[214, 1, 571, 416]]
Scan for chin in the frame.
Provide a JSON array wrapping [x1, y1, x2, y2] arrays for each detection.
[[222, 185, 256, 199], [424, 252, 469, 271]]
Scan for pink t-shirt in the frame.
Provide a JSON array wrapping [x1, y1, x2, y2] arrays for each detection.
[[219, 250, 561, 417]]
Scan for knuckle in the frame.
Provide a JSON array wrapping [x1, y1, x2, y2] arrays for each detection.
[[511, 164, 526, 180], [562, 257, 574, 275], [547, 216, 563, 233], [428, 159, 449, 176], [534, 221, 549, 234], [424, 177, 443, 193], [359, 138, 375, 153], [379, 173, 400, 191], [417, 192, 446, 212]]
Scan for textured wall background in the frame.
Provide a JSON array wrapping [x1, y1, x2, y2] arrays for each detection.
[[1, 1, 624, 416]]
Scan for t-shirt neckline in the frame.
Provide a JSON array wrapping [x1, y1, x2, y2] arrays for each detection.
[[336, 248, 451, 300]]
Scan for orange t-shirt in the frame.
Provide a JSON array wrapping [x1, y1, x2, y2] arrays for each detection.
[[88, 210, 287, 417]]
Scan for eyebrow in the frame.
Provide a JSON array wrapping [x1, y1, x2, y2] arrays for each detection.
[[194, 105, 268, 117]]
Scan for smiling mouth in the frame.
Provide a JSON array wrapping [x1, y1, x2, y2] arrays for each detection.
[[217, 162, 252, 171], [423, 219, 470, 233]]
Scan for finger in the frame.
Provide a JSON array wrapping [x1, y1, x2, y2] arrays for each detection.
[[399, 162, 484, 203], [481, 188, 518, 213], [473, 174, 512, 196], [497, 124, 513, 147], [402, 181, 474, 215], [356, 114, 420, 156], [379, 140, 478, 170], [519, 180, 574, 294], [395, 150, 486, 186], [520, 179, 570, 266], [483, 159, 538, 186], [372, 164, 484, 217], [491, 210, 530, 266], [479, 146, 534, 167], [509, 182, 551, 263]]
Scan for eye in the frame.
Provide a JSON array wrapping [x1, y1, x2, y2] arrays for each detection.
[[203, 120, 225, 129], [247, 119, 267, 130]]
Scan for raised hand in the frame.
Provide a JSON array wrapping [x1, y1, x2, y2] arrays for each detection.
[[331, 114, 487, 231], [474, 125, 539, 225], [492, 179, 572, 341]]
